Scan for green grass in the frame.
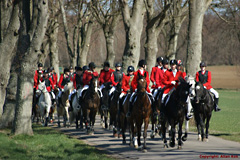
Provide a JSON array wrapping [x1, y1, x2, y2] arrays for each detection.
[[190, 89, 240, 142], [0, 125, 114, 160]]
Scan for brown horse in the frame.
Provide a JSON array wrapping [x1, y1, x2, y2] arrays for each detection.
[[109, 82, 122, 137], [129, 73, 151, 151], [82, 76, 100, 135], [118, 92, 131, 144]]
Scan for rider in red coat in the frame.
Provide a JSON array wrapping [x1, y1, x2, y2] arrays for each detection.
[[34, 63, 43, 90], [41, 70, 54, 92], [177, 60, 187, 79], [196, 62, 221, 112], [127, 60, 156, 117], [50, 67, 58, 87], [109, 63, 125, 96], [121, 66, 135, 95], [99, 61, 114, 90], [150, 57, 163, 90]]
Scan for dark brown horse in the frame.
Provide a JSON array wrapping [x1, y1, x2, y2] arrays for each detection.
[[192, 81, 214, 142], [129, 73, 151, 151], [99, 82, 112, 129], [109, 81, 122, 137], [82, 76, 100, 135], [118, 92, 131, 144]]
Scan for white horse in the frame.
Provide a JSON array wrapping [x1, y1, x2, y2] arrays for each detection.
[[57, 81, 73, 127], [69, 88, 82, 128], [35, 81, 52, 126]]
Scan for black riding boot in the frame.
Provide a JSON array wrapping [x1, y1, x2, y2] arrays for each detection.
[[214, 98, 221, 112]]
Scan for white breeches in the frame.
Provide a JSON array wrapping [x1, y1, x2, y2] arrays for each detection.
[[80, 85, 89, 97], [68, 89, 77, 100], [209, 88, 219, 98], [109, 86, 116, 96]]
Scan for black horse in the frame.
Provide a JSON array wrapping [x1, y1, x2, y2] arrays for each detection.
[[109, 82, 122, 137], [192, 81, 214, 142], [161, 78, 191, 149], [100, 82, 112, 129]]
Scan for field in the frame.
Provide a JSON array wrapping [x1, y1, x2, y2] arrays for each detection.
[[208, 65, 240, 89], [0, 125, 113, 160]]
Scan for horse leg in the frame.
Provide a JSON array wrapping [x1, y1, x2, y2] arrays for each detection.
[[205, 115, 211, 142], [143, 118, 149, 150], [76, 112, 79, 129], [182, 120, 189, 141], [200, 116, 205, 141], [150, 116, 155, 139], [122, 117, 127, 144], [178, 122, 183, 149], [137, 121, 142, 148], [169, 123, 176, 148], [86, 109, 90, 134], [161, 119, 168, 148]]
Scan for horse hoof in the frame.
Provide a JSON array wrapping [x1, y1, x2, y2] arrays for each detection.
[[182, 136, 187, 141], [169, 142, 175, 148], [163, 144, 168, 148], [134, 145, 138, 149], [203, 138, 208, 142], [113, 133, 118, 138], [198, 137, 202, 141], [118, 134, 122, 138], [150, 134, 155, 139], [178, 145, 182, 149]]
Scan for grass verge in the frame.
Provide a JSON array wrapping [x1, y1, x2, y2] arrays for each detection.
[[0, 125, 114, 160]]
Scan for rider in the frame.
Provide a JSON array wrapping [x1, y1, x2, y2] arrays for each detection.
[[119, 66, 135, 103], [50, 67, 58, 87], [177, 60, 193, 119], [57, 68, 71, 103], [79, 62, 99, 98], [109, 62, 125, 97], [41, 70, 55, 99], [151, 56, 164, 98], [162, 58, 169, 73], [69, 66, 84, 111], [69, 66, 74, 81], [196, 62, 221, 112], [34, 63, 43, 91], [126, 59, 156, 117], [160, 60, 186, 119], [99, 61, 114, 91]]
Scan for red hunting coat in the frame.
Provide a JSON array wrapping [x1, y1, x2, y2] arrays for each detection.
[[82, 70, 99, 86], [131, 69, 151, 93], [163, 69, 184, 94], [196, 70, 212, 90], [99, 68, 114, 85]]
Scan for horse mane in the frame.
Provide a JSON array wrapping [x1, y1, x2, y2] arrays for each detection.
[[64, 81, 73, 91]]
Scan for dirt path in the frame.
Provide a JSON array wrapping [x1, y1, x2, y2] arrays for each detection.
[[51, 115, 240, 160]]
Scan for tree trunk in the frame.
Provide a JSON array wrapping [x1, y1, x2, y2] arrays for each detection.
[[120, 0, 146, 72], [78, 21, 93, 66], [104, 28, 115, 67], [0, 2, 20, 117], [13, 0, 49, 135], [0, 62, 18, 128], [186, 0, 212, 77]]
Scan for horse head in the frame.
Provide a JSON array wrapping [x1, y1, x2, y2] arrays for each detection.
[[64, 81, 74, 94], [37, 80, 47, 93], [89, 75, 99, 93], [176, 77, 192, 105], [137, 72, 147, 92], [195, 81, 206, 104]]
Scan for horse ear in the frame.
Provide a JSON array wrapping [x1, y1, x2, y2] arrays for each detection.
[[144, 72, 147, 78]]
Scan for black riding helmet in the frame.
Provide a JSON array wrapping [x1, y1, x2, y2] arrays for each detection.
[[138, 59, 147, 67], [76, 66, 82, 71], [89, 62, 96, 69], [104, 61, 110, 67], [170, 59, 177, 65], [64, 68, 70, 73], [162, 59, 169, 65], [82, 65, 89, 71], [115, 62, 122, 67], [127, 66, 135, 72], [44, 69, 49, 74], [200, 61, 207, 67], [157, 56, 164, 63], [38, 63, 43, 67]]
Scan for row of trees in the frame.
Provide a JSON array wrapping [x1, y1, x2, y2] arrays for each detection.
[[0, 0, 239, 135]]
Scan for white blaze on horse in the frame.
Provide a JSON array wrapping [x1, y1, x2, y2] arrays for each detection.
[[35, 81, 52, 126], [57, 81, 73, 127]]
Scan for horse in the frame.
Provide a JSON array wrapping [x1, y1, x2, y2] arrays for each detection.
[[193, 81, 214, 142], [69, 87, 83, 129], [82, 76, 100, 135], [109, 82, 122, 137], [57, 81, 73, 127], [118, 92, 131, 144], [150, 87, 164, 139], [129, 73, 151, 151], [34, 81, 52, 126], [99, 82, 112, 129], [161, 77, 192, 149]]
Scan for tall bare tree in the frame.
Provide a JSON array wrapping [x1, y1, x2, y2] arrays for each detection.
[[144, 0, 171, 73], [186, 0, 212, 77], [12, 0, 49, 135], [119, 0, 146, 72], [90, 0, 121, 67], [59, 0, 93, 67], [0, 1, 20, 117]]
